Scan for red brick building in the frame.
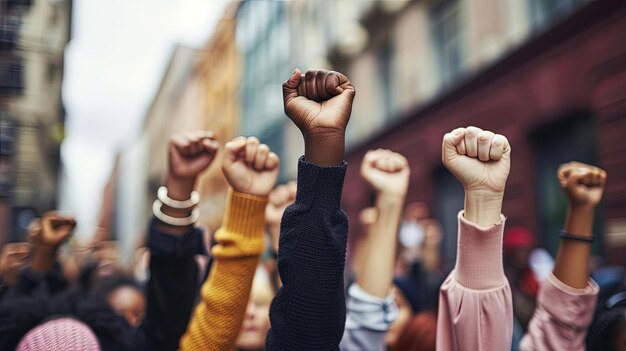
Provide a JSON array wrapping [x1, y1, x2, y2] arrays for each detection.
[[342, 0, 626, 265]]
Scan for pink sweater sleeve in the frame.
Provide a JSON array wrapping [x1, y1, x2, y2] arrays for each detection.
[[519, 272, 599, 351], [436, 211, 513, 351]]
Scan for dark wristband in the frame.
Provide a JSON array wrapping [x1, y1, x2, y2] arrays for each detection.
[[559, 230, 595, 243]]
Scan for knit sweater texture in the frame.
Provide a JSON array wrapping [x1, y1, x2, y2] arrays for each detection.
[[266, 157, 349, 351], [179, 189, 267, 350]]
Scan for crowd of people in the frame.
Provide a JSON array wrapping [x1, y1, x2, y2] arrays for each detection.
[[0, 68, 624, 351]]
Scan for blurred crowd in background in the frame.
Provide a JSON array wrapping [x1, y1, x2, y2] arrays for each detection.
[[1, 0, 625, 350]]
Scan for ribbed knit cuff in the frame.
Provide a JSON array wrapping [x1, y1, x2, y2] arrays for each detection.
[[221, 188, 268, 238], [295, 156, 347, 210], [454, 210, 507, 290], [546, 272, 599, 296]]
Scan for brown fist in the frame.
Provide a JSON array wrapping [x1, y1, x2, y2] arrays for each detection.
[[282, 69, 355, 136], [168, 131, 220, 180], [557, 162, 607, 209], [30, 212, 76, 248], [0, 242, 31, 286]]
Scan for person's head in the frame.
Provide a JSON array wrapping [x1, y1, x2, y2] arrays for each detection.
[[385, 279, 420, 348], [236, 268, 274, 351], [588, 292, 626, 351], [405, 202, 429, 221], [16, 317, 101, 351], [503, 226, 535, 269], [96, 275, 146, 328]]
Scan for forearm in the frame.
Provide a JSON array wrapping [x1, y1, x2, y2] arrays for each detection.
[[30, 246, 57, 274], [143, 221, 203, 350], [357, 193, 403, 298], [267, 158, 348, 350], [437, 212, 512, 351], [464, 190, 503, 227], [180, 190, 266, 351], [553, 206, 594, 289], [155, 175, 196, 236], [304, 132, 345, 167]]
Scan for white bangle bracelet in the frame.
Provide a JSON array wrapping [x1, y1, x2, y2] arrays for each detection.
[[152, 199, 199, 226], [157, 186, 200, 209]]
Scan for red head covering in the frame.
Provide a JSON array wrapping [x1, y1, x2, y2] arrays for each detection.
[[503, 226, 535, 253]]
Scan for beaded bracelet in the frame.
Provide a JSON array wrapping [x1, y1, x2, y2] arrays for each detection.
[[559, 229, 595, 243]]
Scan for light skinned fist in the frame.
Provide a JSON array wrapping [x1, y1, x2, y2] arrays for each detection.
[[222, 136, 279, 197], [558, 162, 607, 209], [265, 181, 297, 227], [168, 131, 220, 180], [282, 69, 356, 136], [29, 212, 77, 248], [360, 149, 410, 197], [442, 126, 511, 194]]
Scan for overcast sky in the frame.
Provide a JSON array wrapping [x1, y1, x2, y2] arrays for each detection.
[[60, 0, 230, 238]]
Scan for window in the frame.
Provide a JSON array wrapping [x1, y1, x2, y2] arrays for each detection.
[[430, 0, 465, 88], [433, 166, 464, 266], [376, 39, 395, 119], [529, 0, 584, 31], [531, 111, 601, 256]]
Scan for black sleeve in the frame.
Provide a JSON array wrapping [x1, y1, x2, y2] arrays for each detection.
[[140, 218, 205, 351], [7, 261, 67, 299], [266, 157, 349, 351]]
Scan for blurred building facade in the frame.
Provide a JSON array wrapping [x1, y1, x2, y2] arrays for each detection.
[[0, 0, 72, 244], [102, 4, 242, 260], [235, 0, 626, 265]]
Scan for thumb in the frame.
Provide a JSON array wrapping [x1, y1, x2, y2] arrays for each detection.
[[282, 69, 302, 107], [442, 131, 464, 163]]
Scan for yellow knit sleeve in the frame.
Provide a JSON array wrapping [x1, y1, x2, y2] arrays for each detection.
[[180, 188, 267, 351]]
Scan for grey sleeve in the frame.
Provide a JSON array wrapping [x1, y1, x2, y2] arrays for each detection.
[[340, 283, 398, 351]]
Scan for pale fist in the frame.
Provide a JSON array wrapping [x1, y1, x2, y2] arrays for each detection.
[[360, 149, 410, 196], [266, 181, 297, 227], [282, 69, 356, 136], [442, 126, 511, 194], [168, 131, 220, 179], [30, 212, 76, 248], [222, 137, 279, 197], [558, 162, 607, 209]]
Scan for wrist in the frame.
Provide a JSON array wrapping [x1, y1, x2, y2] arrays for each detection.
[[464, 189, 503, 227], [564, 206, 594, 236], [303, 131, 345, 166], [376, 191, 406, 207], [166, 174, 196, 201]]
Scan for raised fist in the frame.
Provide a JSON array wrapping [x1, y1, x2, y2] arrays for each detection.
[[168, 131, 220, 180], [0, 242, 30, 285], [558, 162, 607, 209], [265, 181, 297, 227], [282, 69, 355, 136], [442, 126, 511, 194], [360, 149, 410, 196], [30, 212, 76, 248], [222, 136, 280, 197]]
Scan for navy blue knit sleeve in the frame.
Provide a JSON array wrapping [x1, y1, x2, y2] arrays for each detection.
[[266, 157, 349, 351], [141, 218, 204, 351]]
